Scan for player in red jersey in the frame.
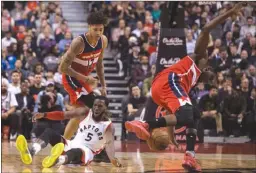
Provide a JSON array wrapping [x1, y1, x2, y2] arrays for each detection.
[[125, 2, 245, 172], [58, 11, 108, 140]]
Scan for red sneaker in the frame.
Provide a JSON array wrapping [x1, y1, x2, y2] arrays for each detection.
[[125, 121, 150, 140], [182, 153, 202, 172]]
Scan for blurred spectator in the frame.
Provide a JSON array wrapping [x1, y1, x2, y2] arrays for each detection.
[[151, 2, 161, 22], [111, 19, 126, 49], [1, 79, 19, 140], [132, 20, 144, 37], [199, 86, 223, 136], [31, 92, 64, 140], [240, 16, 256, 39], [186, 31, 196, 54], [39, 29, 56, 57], [55, 21, 70, 43], [15, 81, 35, 139], [142, 64, 156, 97], [29, 73, 45, 99], [244, 87, 256, 142], [8, 70, 21, 95], [2, 31, 17, 49], [222, 87, 246, 137], [127, 85, 146, 121], [34, 81, 65, 112], [131, 55, 151, 87], [2, 9, 15, 33], [58, 32, 72, 53]]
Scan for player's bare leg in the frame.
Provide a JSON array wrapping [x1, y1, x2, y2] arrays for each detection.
[[63, 104, 81, 139]]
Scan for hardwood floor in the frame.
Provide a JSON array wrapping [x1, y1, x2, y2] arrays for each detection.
[[2, 141, 256, 173]]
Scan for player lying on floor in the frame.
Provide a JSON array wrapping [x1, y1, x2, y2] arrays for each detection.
[[16, 96, 122, 168]]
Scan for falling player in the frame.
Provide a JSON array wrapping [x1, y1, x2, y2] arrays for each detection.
[[59, 11, 108, 140], [16, 96, 122, 168], [125, 2, 245, 172]]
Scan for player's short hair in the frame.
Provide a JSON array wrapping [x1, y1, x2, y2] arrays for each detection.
[[95, 96, 109, 107], [87, 11, 108, 26]]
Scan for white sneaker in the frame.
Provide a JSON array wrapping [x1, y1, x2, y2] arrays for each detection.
[[10, 133, 17, 140]]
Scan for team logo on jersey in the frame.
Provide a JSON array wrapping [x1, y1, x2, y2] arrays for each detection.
[[80, 124, 104, 141], [162, 37, 183, 46]]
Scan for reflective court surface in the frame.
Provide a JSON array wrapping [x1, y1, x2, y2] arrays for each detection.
[[2, 141, 256, 173]]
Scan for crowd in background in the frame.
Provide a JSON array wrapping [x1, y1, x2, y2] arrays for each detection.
[[1, 2, 256, 143], [1, 1, 72, 141]]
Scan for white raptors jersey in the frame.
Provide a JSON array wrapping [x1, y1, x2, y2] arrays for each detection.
[[71, 110, 112, 153]]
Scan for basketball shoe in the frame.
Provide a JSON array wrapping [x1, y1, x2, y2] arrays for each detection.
[[125, 120, 150, 140], [16, 135, 33, 164], [42, 143, 65, 168], [182, 152, 202, 172]]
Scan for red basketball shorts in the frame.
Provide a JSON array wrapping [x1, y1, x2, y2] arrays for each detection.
[[151, 72, 192, 114], [62, 74, 93, 105]]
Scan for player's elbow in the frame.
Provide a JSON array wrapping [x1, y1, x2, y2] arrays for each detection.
[[58, 64, 67, 74]]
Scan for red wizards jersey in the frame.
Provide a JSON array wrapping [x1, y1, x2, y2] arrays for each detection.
[[70, 33, 103, 76], [153, 56, 201, 93]]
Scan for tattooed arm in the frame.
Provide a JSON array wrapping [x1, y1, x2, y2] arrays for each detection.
[[58, 37, 88, 82]]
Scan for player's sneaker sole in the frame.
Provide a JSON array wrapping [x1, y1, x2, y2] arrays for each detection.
[[16, 135, 32, 165], [42, 143, 64, 168], [125, 121, 150, 140]]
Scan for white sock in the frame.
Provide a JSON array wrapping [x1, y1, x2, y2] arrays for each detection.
[[56, 155, 66, 166], [186, 151, 195, 158], [32, 143, 42, 154]]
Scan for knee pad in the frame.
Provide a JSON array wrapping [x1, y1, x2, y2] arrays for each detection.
[[175, 104, 194, 127], [186, 128, 197, 136]]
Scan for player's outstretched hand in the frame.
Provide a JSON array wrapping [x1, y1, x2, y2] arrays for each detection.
[[32, 112, 45, 122], [111, 158, 122, 167], [231, 2, 246, 14]]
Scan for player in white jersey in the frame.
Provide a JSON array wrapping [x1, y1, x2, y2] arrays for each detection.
[[15, 96, 122, 168]]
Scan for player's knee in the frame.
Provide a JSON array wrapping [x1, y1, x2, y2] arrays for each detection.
[[175, 104, 194, 127], [66, 148, 83, 163], [186, 128, 197, 136]]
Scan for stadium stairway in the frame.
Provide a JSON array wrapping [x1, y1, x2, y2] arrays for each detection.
[[60, 2, 130, 139]]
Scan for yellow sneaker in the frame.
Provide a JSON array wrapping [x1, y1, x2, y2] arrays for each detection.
[[16, 135, 32, 165], [42, 143, 64, 168]]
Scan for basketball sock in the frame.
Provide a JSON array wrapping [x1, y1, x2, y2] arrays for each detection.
[[30, 143, 42, 155], [186, 133, 196, 152], [56, 155, 68, 165], [146, 117, 167, 129], [186, 151, 195, 158]]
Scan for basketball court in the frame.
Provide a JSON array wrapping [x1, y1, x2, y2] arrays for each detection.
[[2, 141, 255, 173]]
